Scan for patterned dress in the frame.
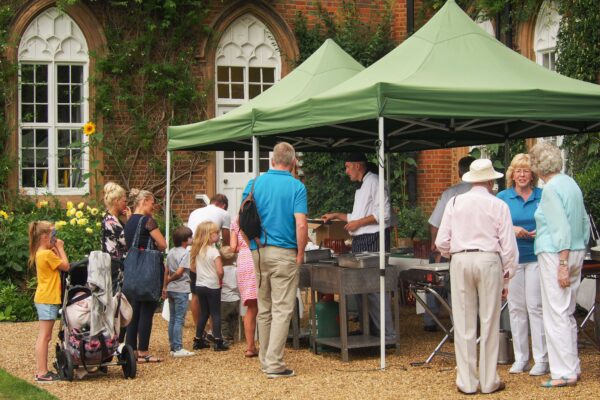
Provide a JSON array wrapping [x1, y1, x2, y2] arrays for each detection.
[[231, 219, 257, 305], [101, 213, 127, 260]]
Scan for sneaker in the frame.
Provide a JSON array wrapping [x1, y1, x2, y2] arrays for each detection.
[[213, 339, 230, 352], [36, 371, 60, 383], [172, 348, 195, 357], [529, 362, 549, 376], [509, 361, 530, 374], [267, 369, 295, 379], [193, 336, 210, 350], [204, 331, 215, 344]]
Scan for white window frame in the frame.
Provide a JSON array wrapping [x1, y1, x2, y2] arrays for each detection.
[[17, 8, 89, 195]]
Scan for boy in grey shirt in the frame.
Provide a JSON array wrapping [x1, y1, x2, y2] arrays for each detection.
[[164, 226, 194, 357]]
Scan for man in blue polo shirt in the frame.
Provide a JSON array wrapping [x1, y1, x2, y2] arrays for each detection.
[[241, 142, 308, 379]]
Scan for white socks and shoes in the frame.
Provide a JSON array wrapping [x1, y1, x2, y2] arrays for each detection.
[[509, 361, 530, 374], [170, 348, 195, 357], [529, 362, 549, 376]]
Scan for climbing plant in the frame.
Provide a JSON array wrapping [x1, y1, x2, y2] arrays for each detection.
[[555, 0, 600, 175], [294, 0, 399, 216]]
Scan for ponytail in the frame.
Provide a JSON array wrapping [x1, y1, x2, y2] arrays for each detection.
[[28, 221, 52, 268]]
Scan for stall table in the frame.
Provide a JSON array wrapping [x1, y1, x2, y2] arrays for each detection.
[[579, 260, 600, 349], [307, 263, 401, 362]]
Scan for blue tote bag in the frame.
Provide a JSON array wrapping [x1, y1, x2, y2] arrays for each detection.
[[122, 217, 163, 302]]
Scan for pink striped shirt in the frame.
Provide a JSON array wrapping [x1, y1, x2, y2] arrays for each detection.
[[435, 185, 518, 279]]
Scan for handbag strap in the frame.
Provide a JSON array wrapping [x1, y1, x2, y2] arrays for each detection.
[[144, 216, 156, 251], [130, 216, 145, 249]]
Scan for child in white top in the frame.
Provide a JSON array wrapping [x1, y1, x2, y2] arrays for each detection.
[[190, 221, 229, 351]]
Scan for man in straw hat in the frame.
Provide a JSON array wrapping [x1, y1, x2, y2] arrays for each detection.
[[435, 158, 518, 394]]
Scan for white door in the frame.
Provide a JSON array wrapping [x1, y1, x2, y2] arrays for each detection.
[[214, 14, 281, 220], [217, 150, 270, 219]]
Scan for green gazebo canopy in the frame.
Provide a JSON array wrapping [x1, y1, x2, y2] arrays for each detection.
[[167, 39, 364, 151], [246, 0, 600, 152]]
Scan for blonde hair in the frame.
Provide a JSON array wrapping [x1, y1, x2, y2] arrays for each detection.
[[129, 188, 154, 209], [103, 181, 126, 209], [505, 153, 538, 188], [28, 221, 53, 268], [190, 221, 218, 267], [529, 141, 563, 177], [272, 142, 296, 167]]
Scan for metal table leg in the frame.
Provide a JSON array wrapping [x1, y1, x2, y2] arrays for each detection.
[[339, 291, 349, 362]]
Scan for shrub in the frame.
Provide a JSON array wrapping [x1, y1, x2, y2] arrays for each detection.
[[0, 198, 103, 281], [0, 280, 36, 322], [575, 160, 600, 229], [396, 207, 429, 240]]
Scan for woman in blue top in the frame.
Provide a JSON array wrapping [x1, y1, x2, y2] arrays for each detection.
[[529, 142, 590, 388], [497, 154, 547, 376]]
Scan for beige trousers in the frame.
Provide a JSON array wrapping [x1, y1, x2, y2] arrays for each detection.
[[252, 246, 299, 373], [450, 252, 503, 394]]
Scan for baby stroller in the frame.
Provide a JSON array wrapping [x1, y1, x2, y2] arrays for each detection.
[[54, 252, 136, 380]]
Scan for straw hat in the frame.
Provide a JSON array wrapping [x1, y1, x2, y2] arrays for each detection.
[[462, 159, 503, 183]]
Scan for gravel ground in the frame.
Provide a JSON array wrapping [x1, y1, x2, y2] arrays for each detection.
[[1, 306, 599, 400]]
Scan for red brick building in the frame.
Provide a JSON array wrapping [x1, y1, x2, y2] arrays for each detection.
[[4, 0, 562, 220]]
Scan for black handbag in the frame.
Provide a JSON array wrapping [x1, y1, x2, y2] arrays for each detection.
[[122, 217, 163, 302]]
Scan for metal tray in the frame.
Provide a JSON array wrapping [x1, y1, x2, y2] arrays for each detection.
[[338, 252, 389, 268], [304, 249, 332, 263]]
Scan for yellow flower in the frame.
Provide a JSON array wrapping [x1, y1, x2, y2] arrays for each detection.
[[77, 202, 85, 210], [66, 201, 74, 210], [77, 218, 88, 226], [67, 208, 77, 217], [55, 221, 67, 230], [91, 208, 99, 216], [75, 210, 84, 218], [0, 210, 8, 220], [37, 200, 48, 208], [96, 222, 101, 228], [85, 227, 94, 234], [83, 121, 96, 136], [70, 218, 77, 226]]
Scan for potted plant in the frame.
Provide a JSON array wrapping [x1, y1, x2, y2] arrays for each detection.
[[395, 207, 430, 257]]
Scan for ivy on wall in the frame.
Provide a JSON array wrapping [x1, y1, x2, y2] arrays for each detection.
[[556, 0, 600, 175], [294, 0, 399, 217]]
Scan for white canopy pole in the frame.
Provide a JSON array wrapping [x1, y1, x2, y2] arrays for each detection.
[[166, 150, 172, 251], [378, 116, 386, 369], [252, 136, 259, 178]]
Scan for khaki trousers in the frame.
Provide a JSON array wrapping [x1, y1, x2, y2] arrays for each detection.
[[252, 246, 299, 373], [450, 252, 503, 394]]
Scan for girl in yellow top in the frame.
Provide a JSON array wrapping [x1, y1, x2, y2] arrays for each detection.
[[28, 221, 69, 383]]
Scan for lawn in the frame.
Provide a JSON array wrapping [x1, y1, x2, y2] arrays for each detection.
[[0, 368, 57, 400]]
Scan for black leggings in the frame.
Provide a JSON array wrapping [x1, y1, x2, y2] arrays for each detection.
[[126, 300, 157, 351], [195, 286, 222, 340]]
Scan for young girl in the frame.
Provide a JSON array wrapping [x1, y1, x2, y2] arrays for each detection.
[[190, 221, 229, 351], [28, 221, 69, 383]]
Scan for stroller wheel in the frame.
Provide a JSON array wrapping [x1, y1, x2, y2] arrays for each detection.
[[119, 344, 136, 379], [56, 346, 74, 381]]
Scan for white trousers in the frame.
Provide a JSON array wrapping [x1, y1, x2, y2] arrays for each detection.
[[507, 261, 547, 364], [538, 251, 584, 380], [450, 252, 503, 394]]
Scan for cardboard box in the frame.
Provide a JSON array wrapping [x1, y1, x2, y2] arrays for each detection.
[[309, 220, 350, 246]]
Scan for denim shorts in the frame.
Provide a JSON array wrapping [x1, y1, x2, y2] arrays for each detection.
[[35, 303, 60, 320]]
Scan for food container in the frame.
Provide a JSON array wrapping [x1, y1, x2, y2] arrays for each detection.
[[337, 252, 389, 268], [304, 249, 333, 263]]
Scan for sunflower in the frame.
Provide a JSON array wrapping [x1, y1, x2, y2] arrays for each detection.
[[83, 121, 96, 136]]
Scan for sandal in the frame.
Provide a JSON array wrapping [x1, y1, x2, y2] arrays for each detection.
[[137, 355, 162, 363], [244, 349, 259, 358], [540, 377, 577, 388]]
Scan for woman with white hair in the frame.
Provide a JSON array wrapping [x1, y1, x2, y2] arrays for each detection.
[[497, 154, 547, 376], [529, 141, 590, 388]]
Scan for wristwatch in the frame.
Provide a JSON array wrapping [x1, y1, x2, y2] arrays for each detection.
[[559, 260, 568, 266]]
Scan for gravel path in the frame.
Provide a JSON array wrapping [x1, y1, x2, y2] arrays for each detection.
[[1, 306, 598, 399]]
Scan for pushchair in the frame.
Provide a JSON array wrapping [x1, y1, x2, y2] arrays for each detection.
[[54, 253, 136, 380]]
